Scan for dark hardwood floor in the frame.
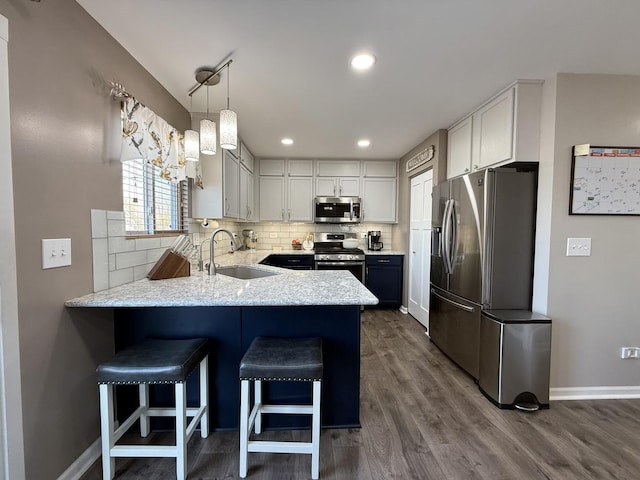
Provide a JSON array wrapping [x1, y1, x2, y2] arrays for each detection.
[[82, 309, 640, 479]]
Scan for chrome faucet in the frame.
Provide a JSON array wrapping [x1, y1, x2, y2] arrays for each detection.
[[198, 237, 212, 272], [208, 228, 237, 275]]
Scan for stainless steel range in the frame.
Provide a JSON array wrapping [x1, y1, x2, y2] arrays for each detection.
[[313, 232, 365, 283]]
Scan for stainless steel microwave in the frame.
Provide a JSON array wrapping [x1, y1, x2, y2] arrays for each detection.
[[314, 196, 361, 223]]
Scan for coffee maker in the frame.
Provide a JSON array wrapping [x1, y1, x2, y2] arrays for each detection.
[[367, 231, 383, 251]]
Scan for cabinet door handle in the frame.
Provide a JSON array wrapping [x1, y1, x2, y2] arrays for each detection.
[[473, 164, 479, 170], [464, 168, 470, 173], [377, 259, 391, 263], [281, 209, 284, 221], [288, 209, 291, 221]]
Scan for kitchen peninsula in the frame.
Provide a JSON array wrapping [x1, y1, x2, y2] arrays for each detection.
[[66, 253, 378, 430]]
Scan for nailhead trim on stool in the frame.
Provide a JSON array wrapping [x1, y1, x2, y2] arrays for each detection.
[[239, 337, 323, 479], [97, 338, 210, 480]]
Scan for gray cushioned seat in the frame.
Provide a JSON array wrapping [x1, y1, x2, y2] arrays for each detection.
[[97, 337, 209, 385], [240, 337, 323, 381]]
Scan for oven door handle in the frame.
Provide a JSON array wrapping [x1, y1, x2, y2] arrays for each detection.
[[315, 261, 364, 267]]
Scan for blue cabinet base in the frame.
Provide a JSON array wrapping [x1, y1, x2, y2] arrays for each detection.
[[114, 305, 361, 430]]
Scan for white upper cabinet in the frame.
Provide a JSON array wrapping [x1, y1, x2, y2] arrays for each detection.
[[362, 177, 397, 223], [191, 130, 255, 221], [239, 164, 254, 221], [363, 160, 397, 178], [259, 159, 286, 176], [239, 141, 254, 173], [288, 176, 314, 222], [288, 159, 314, 176], [259, 176, 285, 221], [316, 160, 360, 177], [446, 80, 542, 179], [258, 159, 314, 222], [472, 88, 514, 171], [447, 116, 474, 179], [362, 161, 398, 222], [316, 160, 360, 197], [315, 177, 359, 197], [223, 150, 240, 219]]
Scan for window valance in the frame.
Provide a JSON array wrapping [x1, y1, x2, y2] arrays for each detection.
[[120, 97, 203, 188]]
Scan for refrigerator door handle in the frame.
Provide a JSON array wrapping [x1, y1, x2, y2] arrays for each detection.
[[449, 200, 458, 273], [431, 288, 475, 313], [442, 199, 453, 274]]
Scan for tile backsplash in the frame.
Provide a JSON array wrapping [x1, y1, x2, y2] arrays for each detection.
[[90, 209, 200, 292], [90, 209, 395, 292], [239, 222, 393, 251]]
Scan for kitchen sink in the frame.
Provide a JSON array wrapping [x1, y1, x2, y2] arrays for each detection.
[[216, 265, 280, 280]]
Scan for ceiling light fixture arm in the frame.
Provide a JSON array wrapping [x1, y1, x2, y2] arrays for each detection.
[[188, 59, 233, 97]]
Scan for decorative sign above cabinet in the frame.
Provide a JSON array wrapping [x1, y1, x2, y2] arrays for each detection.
[[406, 145, 435, 172]]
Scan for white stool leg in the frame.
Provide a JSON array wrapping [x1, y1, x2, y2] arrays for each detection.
[[139, 383, 150, 437], [254, 379, 262, 434], [200, 355, 209, 438], [311, 380, 321, 480], [239, 379, 250, 478], [99, 384, 115, 480], [175, 382, 187, 480]]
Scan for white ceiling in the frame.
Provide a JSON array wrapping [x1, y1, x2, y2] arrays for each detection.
[[77, 0, 640, 159]]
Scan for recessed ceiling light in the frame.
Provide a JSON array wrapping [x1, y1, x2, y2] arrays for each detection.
[[281, 138, 294, 145], [350, 53, 376, 71], [357, 139, 371, 148]]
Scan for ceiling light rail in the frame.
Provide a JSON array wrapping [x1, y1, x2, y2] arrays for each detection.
[[188, 59, 233, 97]]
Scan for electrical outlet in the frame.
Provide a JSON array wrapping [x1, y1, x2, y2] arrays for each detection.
[[360, 232, 367, 238], [620, 347, 640, 359], [269, 232, 278, 238]]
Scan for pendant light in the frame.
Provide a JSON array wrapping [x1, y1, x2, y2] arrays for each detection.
[[200, 81, 217, 155], [219, 62, 237, 150], [185, 94, 199, 161]]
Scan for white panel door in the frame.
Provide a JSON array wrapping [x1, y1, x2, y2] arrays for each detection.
[[408, 170, 433, 329]]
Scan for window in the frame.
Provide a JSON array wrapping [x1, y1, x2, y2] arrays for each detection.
[[122, 159, 188, 235]]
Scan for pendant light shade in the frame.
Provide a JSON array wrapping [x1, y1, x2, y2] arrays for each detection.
[[200, 81, 217, 155], [200, 118, 217, 155], [184, 129, 200, 161], [219, 109, 237, 150]]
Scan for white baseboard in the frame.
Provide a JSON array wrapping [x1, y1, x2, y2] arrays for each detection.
[[57, 437, 101, 480], [550, 385, 640, 401], [399, 305, 408, 314]]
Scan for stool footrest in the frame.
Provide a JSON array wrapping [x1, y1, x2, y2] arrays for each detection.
[[111, 445, 180, 458], [259, 404, 314, 415], [248, 441, 313, 455]]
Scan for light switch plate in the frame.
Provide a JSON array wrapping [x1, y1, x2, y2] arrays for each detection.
[[566, 237, 591, 257], [42, 238, 72, 269]]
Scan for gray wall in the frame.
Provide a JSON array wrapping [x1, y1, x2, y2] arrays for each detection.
[[538, 73, 640, 388], [395, 129, 447, 308], [0, 0, 189, 478]]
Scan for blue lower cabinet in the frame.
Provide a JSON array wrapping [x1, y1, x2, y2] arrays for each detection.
[[365, 255, 403, 308]]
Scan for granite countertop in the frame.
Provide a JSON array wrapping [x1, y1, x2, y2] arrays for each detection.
[[364, 249, 405, 256], [66, 249, 378, 308]]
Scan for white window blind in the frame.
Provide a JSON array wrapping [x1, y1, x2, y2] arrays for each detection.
[[122, 159, 188, 234]]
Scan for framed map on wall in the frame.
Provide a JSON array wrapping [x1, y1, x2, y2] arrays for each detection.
[[570, 145, 640, 215]]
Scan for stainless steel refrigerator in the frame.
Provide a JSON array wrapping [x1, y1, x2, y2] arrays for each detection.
[[429, 166, 537, 379]]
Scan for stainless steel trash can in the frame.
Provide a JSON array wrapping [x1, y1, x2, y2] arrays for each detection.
[[479, 310, 552, 411]]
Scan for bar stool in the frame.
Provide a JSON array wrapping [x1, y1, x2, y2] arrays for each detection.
[[96, 337, 210, 480], [239, 337, 323, 479]]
